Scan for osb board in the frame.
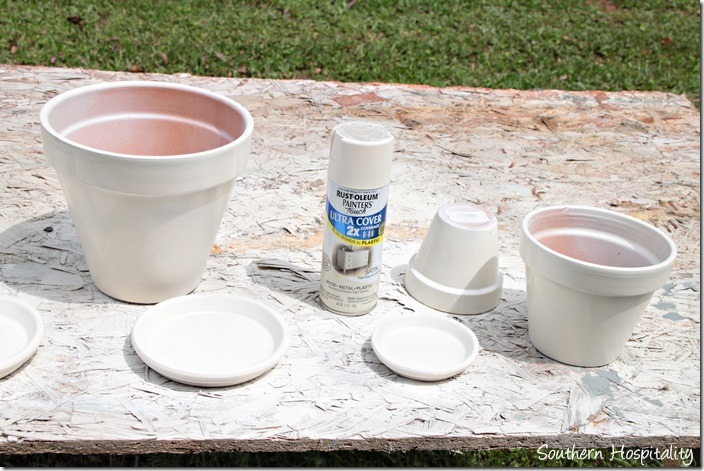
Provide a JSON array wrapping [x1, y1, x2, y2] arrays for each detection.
[[0, 65, 699, 454]]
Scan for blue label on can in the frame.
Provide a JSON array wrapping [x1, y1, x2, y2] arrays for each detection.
[[326, 200, 386, 246]]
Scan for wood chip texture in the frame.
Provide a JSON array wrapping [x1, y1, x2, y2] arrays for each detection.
[[0, 65, 699, 454]]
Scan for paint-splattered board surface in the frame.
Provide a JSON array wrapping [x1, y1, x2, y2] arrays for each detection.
[[0, 65, 699, 454]]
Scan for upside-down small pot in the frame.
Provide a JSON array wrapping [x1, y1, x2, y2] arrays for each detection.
[[519, 205, 676, 367], [40, 81, 253, 303], [405, 203, 503, 315]]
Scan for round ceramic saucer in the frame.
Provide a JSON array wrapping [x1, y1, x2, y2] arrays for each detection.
[[371, 314, 479, 381], [131, 294, 289, 387], [0, 296, 44, 379]]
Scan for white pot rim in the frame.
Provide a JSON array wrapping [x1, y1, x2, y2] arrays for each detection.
[[39, 80, 254, 162], [406, 254, 503, 315], [522, 205, 677, 274], [520, 205, 676, 296]]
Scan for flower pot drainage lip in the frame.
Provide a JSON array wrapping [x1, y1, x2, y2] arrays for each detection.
[[371, 314, 480, 382], [131, 294, 290, 387], [0, 296, 44, 380]]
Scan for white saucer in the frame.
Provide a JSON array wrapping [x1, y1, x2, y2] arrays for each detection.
[[0, 296, 44, 380], [371, 314, 479, 381], [131, 294, 289, 387]]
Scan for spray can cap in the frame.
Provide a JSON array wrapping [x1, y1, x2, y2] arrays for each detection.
[[329, 122, 394, 189]]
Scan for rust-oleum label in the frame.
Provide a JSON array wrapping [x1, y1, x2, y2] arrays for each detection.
[[320, 182, 388, 315]]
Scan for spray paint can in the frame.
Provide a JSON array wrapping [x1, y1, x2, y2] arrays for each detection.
[[319, 122, 394, 316]]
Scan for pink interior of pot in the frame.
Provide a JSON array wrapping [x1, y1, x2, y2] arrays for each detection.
[[45, 85, 248, 156], [528, 211, 673, 268]]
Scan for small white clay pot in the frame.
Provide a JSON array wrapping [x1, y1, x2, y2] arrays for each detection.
[[519, 205, 676, 367], [40, 81, 253, 303], [405, 203, 503, 314]]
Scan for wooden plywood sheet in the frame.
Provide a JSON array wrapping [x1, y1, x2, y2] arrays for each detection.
[[0, 65, 699, 454]]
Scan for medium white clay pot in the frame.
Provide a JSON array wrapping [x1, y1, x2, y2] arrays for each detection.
[[40, 81, 253, 303], [405, 203, 503, 315], [519, 205, 676, 367]]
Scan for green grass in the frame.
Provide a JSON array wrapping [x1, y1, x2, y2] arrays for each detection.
[[1, 447, 699, 467], [0, 0, 699, 106], [0, 0, 699, 467]]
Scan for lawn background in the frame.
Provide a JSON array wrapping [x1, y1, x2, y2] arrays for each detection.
[[0, 0, 700, 467], [1, 0, 699, 106]]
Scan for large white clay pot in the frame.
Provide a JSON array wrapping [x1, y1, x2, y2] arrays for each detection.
[[40, 81, 253, 303], [519, 205, 676, 367]]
